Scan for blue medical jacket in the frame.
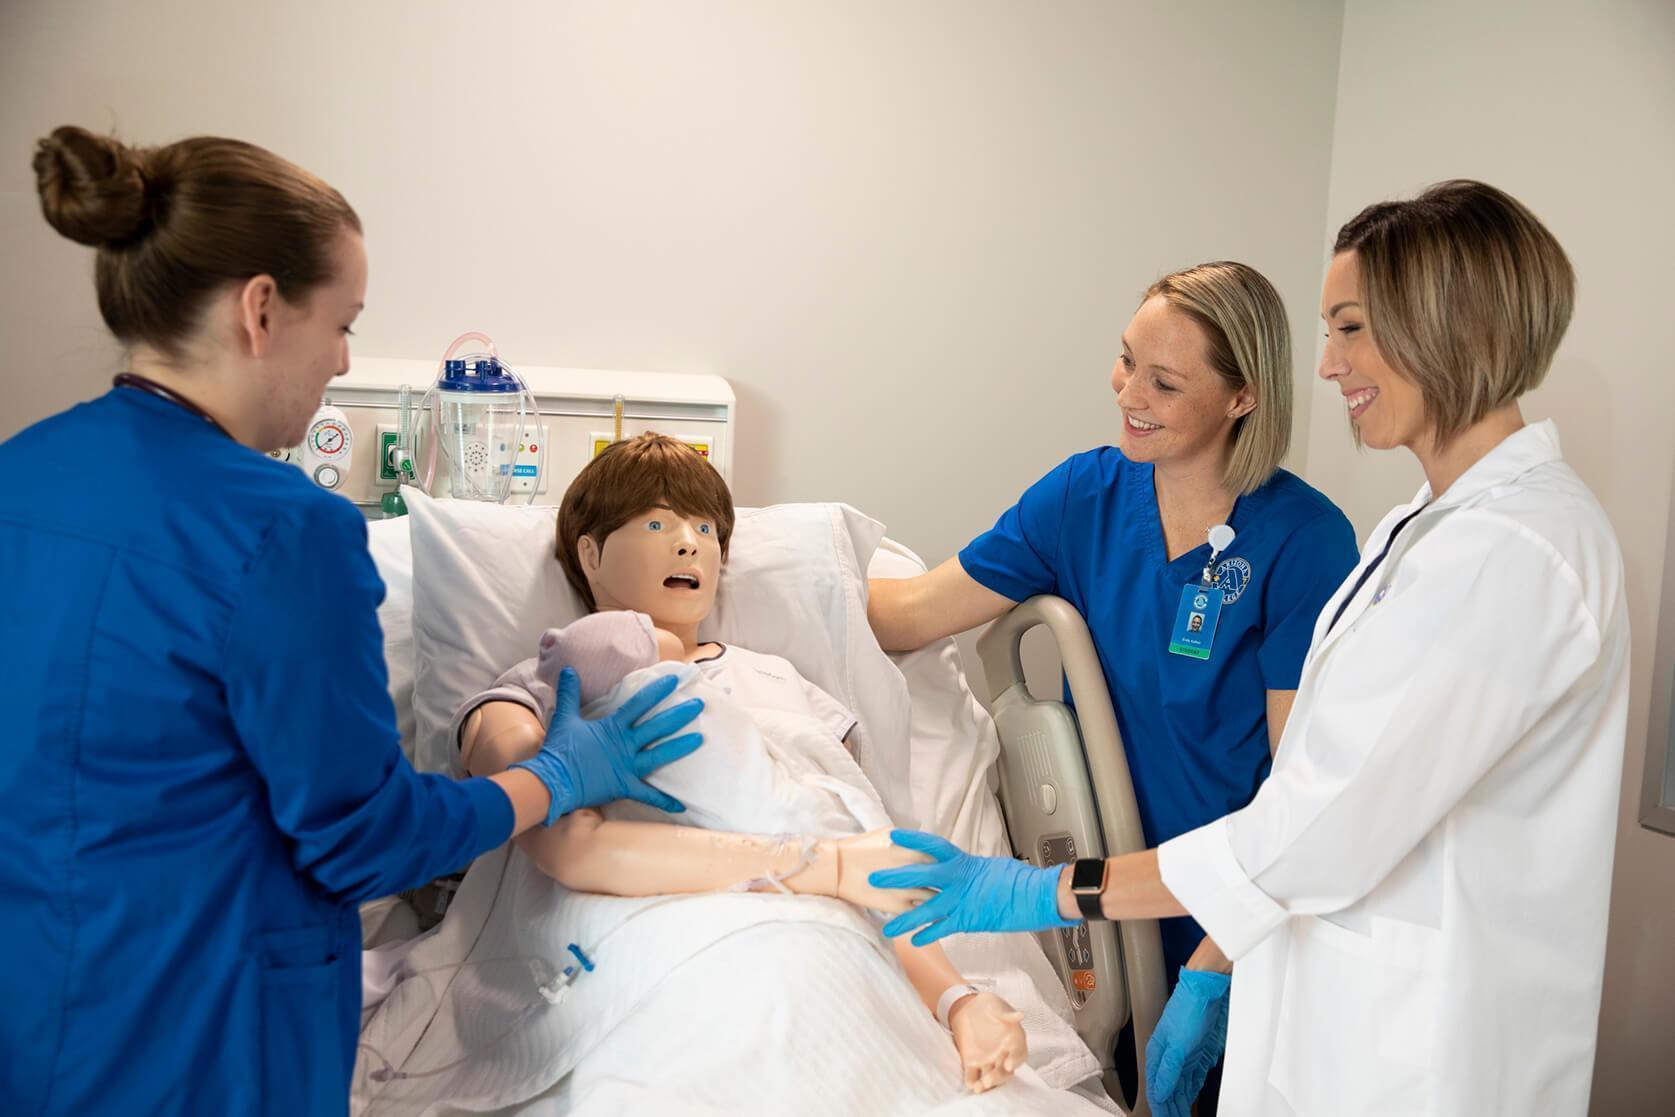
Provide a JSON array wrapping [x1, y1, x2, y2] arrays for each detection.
[[0, 388, 515, 1115], [960, 448, 1357, 975]]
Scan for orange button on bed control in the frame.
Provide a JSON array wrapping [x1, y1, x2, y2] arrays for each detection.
[[1072, 970, 1097, 992]]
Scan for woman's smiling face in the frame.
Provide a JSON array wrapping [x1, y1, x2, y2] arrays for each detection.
[[1318, 250, 1429, 451], [1110, 295, 1251, 469]]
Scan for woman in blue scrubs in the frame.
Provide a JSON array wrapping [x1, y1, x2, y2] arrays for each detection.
[[868, 261, 1358, 1112], [0, 127, 702, 1117]]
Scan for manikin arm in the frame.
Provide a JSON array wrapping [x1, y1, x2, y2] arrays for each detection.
[[892, 938, 1027, 1093], [461, 700, 931, 910]]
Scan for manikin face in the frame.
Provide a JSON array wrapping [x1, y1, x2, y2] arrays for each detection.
[[1110, 295, 1253, 468], [248, 228, 367, 450], [578, 506, 723, 631], [1318, 250, 1428, 451]]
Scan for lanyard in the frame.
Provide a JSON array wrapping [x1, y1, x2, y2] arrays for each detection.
[[1169, 523, 1236, 661], [1200, 522, 1237, 587], [113, 373, 233, 440], [1324, 503, 1428, 636]]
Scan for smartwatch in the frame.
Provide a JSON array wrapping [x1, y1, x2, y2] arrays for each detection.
[[1070, 858, 1108, 921]]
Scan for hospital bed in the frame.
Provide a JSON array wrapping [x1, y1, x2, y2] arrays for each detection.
[[357, 502, 1165, 1114], [309, 355, 1168, 1109]]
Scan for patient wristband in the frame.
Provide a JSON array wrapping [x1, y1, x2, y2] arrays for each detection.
[[936, 983, 982, 1029]]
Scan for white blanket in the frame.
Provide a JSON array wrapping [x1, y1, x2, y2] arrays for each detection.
[[355, 843, 1110, 1116], [589, 662, 892, 839], [525, 920, 1115, 1117], [355, 652, 1109, 1114]]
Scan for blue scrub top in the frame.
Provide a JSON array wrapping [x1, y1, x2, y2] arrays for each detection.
[[0, 387, 515, 1116], [960, 448, 1357, 974]]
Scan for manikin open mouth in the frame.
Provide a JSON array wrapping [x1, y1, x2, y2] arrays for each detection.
[[663, 573, 702, 590]]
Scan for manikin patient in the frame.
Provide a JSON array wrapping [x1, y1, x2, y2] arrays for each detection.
[[456, 434, 1028, 1093]]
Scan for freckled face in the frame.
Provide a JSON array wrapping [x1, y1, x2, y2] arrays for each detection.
[[1110, 296, 1251, 465]]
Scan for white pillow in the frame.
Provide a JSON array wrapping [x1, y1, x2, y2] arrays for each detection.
[[404, 489, 916, 826], [868, 539, 1009, 857], [704, 504, 913, 826], [406, 489, 581, 775]]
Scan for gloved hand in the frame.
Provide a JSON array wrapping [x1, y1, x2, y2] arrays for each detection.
[[1145, 967, 1231, 1117], [868, 829, 1080, 946], [511, 667, 703, 825]]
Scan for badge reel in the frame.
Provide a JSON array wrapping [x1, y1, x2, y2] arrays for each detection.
[[1169, 523, 1236, 660]]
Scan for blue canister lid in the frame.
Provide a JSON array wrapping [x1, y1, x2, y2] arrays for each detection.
[[437, 356, 522, 392]]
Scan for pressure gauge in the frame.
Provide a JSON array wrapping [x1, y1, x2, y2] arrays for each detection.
[[301, 403, 356, 493], [308, 415, 352, 460]]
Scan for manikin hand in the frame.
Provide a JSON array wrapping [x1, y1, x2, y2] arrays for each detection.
[[800, 830, 935, 913], [871, 829, 1078, 945], [948, 992, 1027, 1093], [834, 830, 937, 913]]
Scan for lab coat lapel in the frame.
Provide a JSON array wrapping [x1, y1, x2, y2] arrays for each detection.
[[1305, 499, 1428, 662], [1301, 421, 1565, 665]]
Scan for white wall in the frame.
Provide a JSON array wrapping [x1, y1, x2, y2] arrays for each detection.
[[1312, 3, 1675, 1113]]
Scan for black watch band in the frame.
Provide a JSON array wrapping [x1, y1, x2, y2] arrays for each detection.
[[1069, 857, 1108, 921]]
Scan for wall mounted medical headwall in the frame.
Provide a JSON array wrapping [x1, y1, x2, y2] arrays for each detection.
[[268, 337, 734, 520]]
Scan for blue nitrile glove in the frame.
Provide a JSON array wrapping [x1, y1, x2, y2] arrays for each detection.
[[511, 667, 703, 825], [1145, 966, 1231, 1117], [868, 829, 1081, 947]]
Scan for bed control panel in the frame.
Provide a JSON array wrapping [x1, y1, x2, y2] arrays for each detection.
[[1040, 833, 1097, 1005], [989, 698, 1129, 1035]]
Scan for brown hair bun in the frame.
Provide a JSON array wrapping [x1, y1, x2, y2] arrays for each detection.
[[31, 126, 359, 357], [33, 126, 152, 247]]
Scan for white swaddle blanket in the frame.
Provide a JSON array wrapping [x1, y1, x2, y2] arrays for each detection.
[[592, 660, 893, 838], [355, 665, 1106, 1115]]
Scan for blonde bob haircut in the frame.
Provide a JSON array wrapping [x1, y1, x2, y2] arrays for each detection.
[[1332, 179, 1574, 449], [1144, 261, 1292, 496]]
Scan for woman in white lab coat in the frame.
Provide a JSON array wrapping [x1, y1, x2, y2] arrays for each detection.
[[869, 179, 1630, 1117]]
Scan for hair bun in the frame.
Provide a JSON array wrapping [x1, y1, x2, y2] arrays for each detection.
[[33, 126, 152, 247]]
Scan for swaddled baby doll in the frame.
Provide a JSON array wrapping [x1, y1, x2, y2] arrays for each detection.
[[453, 609, 894, 840]]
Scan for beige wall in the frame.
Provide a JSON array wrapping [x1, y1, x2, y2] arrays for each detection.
[[1310, 2, 1675, 1113], [0, 0, 1343, 566]]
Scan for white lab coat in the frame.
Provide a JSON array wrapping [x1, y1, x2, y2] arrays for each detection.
[[1158, 420, 1628, 1117]]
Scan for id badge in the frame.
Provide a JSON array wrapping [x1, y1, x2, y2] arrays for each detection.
[[1168, 584, 1224, 660]]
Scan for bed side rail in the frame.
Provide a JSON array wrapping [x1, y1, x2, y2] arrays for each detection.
[[978, 595, 1166, 1113]]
